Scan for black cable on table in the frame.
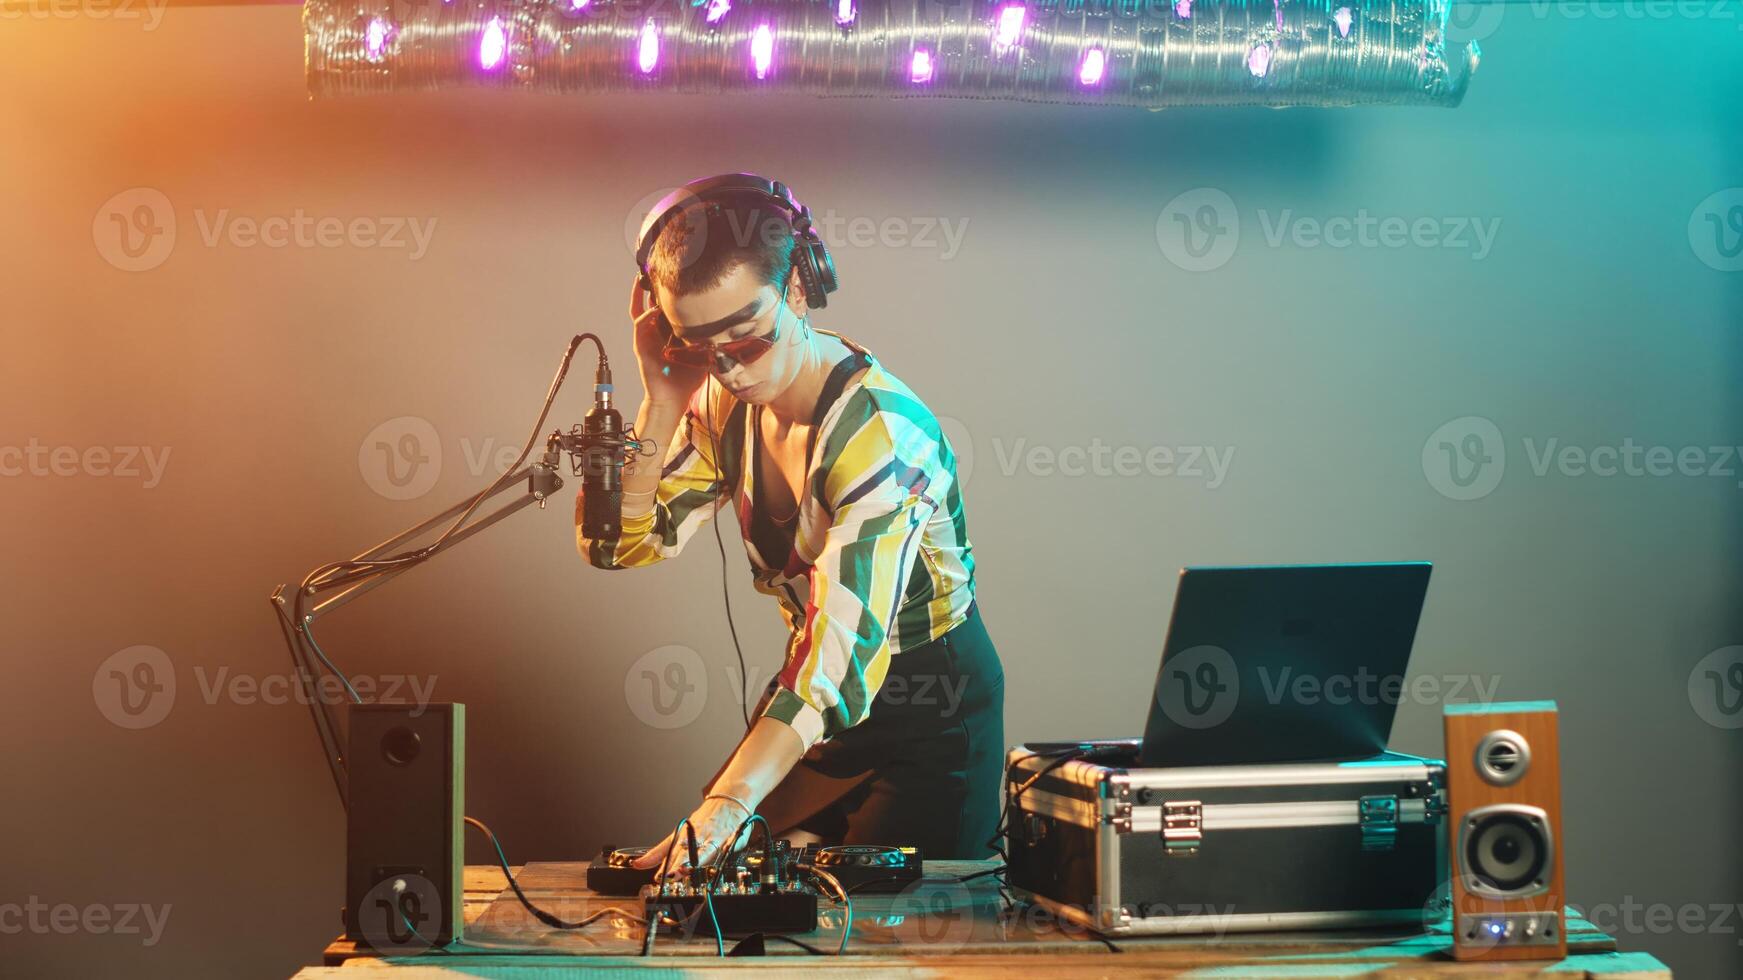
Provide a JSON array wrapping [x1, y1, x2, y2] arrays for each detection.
[[463, 816, 638, 931], [765, 933, 829, 955]]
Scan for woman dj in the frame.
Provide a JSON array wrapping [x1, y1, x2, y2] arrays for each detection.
[[575, 174, 1004, 874]]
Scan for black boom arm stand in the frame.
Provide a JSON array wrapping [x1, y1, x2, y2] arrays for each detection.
[[269, 333, 643, 812]]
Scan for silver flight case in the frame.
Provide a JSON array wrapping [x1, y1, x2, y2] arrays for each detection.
[[1004, 740, 1447, 936]]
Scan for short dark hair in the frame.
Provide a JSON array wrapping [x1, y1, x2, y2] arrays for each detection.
[[647, 197, 797, 300]]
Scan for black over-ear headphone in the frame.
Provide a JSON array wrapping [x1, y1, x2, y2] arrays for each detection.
[[634, 173, 840, 310]]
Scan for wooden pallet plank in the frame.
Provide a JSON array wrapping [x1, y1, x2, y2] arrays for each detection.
[[312, 863, 1664, 976]]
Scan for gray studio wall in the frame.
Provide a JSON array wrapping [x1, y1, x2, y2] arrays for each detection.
[[1, 6, 1738, 977]]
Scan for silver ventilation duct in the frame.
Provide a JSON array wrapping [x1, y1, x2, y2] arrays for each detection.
[[305, 0, 1479, 108]]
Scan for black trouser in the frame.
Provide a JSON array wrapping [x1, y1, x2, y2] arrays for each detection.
[[758, 602, 1006, 859]]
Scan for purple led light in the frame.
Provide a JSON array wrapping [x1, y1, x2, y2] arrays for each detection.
[[1174, 0, 1191, 18], [1274, 0, 1284, 30], [638, 18, 660, 73], [478, 17, 507, 71], [1246, 41, 1272, 78], [705, 0, 731, 24], [570, 0, 590, 9], [835, 0, 856, 26], [1078, 47, 1106, 86], [751, 23, 774, 79], [364, 17, 393, 62], [910, 49, 934, 84], [993, 4, 1026, 51], [1333, 6, 1352, 36]]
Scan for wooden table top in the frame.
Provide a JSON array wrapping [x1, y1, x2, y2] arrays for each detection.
[[300, 861, 1671, 977]]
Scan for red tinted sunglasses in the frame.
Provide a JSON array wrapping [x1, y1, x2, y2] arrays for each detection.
[[659, 311, 783, 370]]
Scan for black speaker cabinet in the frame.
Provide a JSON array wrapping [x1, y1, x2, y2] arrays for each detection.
[[344, 702, 465, 951], [1443, 700, 1565, 962]]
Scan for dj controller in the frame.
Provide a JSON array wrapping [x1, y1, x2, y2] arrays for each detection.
[[586, 841, 924, 936]]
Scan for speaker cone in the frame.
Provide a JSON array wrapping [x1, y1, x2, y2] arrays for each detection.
[[1460, 805, 1552, 897], [380, 726, 422, 766]]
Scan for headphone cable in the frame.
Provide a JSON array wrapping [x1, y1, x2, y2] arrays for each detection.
[[704, 386, 754, 733]]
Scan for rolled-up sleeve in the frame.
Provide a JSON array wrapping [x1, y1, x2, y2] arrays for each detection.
[[759, 399, 940, 750], [577, 385, 735, 570]]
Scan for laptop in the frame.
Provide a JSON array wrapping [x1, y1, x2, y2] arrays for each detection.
[[1137, 562, 1433, 768]]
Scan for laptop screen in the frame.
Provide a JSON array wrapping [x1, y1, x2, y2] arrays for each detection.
[[1138, 562, 1433, 768]]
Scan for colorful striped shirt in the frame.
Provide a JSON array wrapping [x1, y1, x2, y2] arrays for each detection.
[[577, 333, 975, 750]]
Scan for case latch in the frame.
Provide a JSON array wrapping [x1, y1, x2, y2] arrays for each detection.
[[1108, 780, 1132, 833], [1423, 785, 1448, 825], [1161, 801, 1202, 855], [1359, 795, 1399, 851]]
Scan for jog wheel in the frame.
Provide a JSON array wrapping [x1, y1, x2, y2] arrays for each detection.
[[606, 846, 651, 869], [813, 845, 903, 869]]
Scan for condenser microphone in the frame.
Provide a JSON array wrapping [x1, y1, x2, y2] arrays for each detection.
[[579, 360, 626, 541]]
